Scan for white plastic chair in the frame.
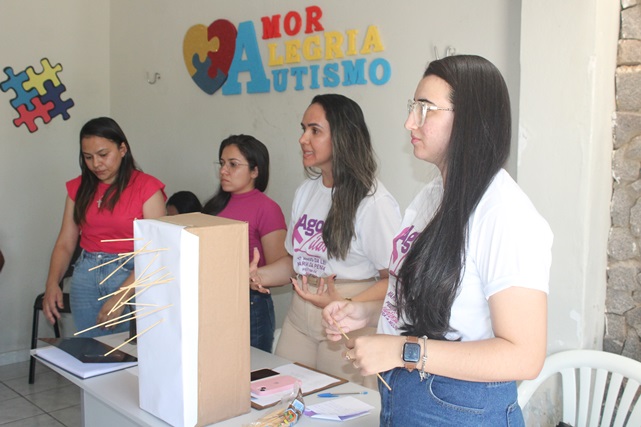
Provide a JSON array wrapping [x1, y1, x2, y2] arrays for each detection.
[[518, 349, 641, 427]]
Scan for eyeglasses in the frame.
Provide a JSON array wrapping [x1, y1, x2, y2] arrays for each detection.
[[407, 99, 454, 127], [215, 160, 250, 172]]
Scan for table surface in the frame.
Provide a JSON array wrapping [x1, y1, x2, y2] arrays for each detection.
[[36, 333, 381, 426]]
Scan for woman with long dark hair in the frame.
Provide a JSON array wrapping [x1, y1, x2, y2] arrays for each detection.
[[250, 94, 401, 386], [203, 134, 287, 352], [323, 55, 553, 425], [43, 117, 166, 337]]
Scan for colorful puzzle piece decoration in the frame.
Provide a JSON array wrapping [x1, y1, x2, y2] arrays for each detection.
[[183, 20, 238, 95], [0, 58, 74, 133]]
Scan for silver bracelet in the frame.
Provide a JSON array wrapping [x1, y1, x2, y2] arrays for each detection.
[[419, 335, 429, 381]]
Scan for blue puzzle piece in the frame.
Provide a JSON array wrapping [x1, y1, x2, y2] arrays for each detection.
[[41, 80, 74, 120], [191, 53, 227, 95], [0, 67, 38, 110]]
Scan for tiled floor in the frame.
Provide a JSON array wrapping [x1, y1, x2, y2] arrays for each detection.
[[0, 360, 81, 427]]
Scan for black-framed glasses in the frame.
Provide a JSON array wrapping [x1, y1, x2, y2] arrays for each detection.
[[407, 99, 454, 127]]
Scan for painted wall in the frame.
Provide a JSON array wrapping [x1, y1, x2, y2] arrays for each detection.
[[0, 0, 618, 367], [0, 2, 110, 363], [519, 0, 619, 351], [108, 0, 521, 333]]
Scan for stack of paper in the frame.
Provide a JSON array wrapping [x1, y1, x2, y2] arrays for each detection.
[[304, 396, 375, 421], [34, 346, 138, 379]]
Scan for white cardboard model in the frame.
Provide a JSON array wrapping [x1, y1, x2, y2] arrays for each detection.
[[134, 213, 250, 426]]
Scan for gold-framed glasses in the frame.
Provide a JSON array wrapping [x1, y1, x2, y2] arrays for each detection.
[[407, 99, 454, 127], [215, 160, 250, 172]]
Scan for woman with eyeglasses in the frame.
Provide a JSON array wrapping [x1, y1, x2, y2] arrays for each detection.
[[202, 134, 287, 353], [322, 55, 553, 426], [42, 117, 167, 337], [249, 94, 401, 387]]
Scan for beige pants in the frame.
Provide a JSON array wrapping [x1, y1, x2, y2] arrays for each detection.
[[275, 279, 379, 389]]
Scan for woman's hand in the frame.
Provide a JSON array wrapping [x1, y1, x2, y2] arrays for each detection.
[[292, 275, 342, 308], [43, 284, 64, 324], [96, 294, 127, 329], [249, 247, 270, 294], [343, 335, 405, 376], [322, 300, 371, 341]]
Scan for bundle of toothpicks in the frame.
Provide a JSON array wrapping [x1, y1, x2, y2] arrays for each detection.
[[74, 237, 173, 356]]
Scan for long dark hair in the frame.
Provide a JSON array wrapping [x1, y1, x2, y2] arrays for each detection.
[[202, 134, 270, 215], [74, 117, 138, 225], [306, 94, 377, 260], [396, 55, 511, 339]]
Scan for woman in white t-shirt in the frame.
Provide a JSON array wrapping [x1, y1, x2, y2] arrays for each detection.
[[322, 56, 553, 426], [250, 94, 401, 387]]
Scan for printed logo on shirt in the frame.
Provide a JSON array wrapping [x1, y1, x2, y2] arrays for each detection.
[[292, 214, 327, 276], [389, 225, 420, 276], [380, 287, 399, 329]]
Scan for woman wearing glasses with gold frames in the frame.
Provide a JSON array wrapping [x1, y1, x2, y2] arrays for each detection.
[[202, 134, 288, 353], [323, 55, 553, 426]]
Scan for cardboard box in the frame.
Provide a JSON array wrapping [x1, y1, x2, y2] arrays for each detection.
[[133, 213, 250, 426]]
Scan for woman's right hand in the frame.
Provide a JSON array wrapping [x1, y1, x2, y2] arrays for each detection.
[[43, 284, 63, 324], [249, 247, 270, 294], [322, 300, 370, 341]]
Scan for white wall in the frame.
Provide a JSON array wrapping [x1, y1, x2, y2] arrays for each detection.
[[0, 2, 110, 364], [519, 0, 619, 351], [0, 0, 618, 365], [108, 0, 520, 330]]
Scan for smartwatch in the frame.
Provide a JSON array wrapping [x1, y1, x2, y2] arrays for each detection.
[[402, 336, 421, 372]]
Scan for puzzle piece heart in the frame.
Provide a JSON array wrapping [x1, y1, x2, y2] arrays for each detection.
[[183, 19, 237, 95]]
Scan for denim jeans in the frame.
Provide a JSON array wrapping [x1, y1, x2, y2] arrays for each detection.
[[70, 250, 134, 337], [250, 290, 275, 352], [379, 368, 524, 427]]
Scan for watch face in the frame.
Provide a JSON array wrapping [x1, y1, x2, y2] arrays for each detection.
[[403, 342, 421, 363]]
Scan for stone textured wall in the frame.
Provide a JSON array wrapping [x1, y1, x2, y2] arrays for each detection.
[[606, 0, 641, 361]]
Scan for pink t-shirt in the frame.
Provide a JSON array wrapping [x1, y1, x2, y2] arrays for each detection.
[[67, 170, 166, 253], [217, 189, 286, 267]]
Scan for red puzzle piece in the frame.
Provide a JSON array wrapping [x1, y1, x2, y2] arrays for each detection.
[[13, 97, 54, 133]]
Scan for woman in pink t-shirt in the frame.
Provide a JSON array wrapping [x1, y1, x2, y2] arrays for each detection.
[[42, 117, 166, 337], [202, 134, 287, 352]]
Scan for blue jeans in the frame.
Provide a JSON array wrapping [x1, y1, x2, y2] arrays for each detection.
[[379, 368, 524, 427], [250, 290, 275, 352], [70, 250, 134, 338]]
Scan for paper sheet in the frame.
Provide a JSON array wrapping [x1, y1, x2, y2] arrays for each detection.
[[273, 363, 341, 393], [250, 363, 347, 409], [32, 346, 137, 379], [304, 396, 374, 421]]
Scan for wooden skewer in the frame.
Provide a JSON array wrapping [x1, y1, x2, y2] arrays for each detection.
[[97, 270, 170, 301], [89, 240, 151, 272], [108, 284, 135, 315], [102, 304, 172, 329], [117, 248, 168, 256], [88, 253, 129, 271], [104, 318, 163, 356], [101, 238, 143, 242], [332, 317, 392, 391], [99, 241, 151, 285], [73, 308, 144, 336], [124, 302, 157, 307], [135, 253, 161, 281]]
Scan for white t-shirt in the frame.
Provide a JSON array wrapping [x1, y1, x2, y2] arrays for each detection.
[[378, 169, 553, 341], [285, 177, 401, 280]]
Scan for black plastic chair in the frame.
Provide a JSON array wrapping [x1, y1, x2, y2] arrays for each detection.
[[29, 245, 81, 384]]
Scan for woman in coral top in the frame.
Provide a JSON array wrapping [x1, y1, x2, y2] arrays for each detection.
[[43, 117, 166, 337]]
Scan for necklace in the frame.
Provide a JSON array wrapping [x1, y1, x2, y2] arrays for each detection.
[[97, 189, 107, 208]]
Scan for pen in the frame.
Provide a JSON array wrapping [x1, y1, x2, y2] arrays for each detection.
[[317, 391, 368, 398]]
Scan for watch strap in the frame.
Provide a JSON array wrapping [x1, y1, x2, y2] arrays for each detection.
[[403, 336, 419, 372]]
